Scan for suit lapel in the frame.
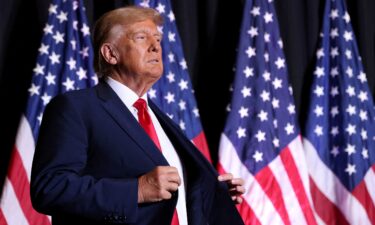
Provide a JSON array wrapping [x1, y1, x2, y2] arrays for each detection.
[[95, 82, 169, 166]]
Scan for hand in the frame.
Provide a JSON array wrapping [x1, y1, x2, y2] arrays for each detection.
[[138, 166, 181, 203], [218, 173, 245, 204]]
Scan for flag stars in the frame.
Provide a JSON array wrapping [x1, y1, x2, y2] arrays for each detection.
[[273, 138, 280, 147], [179, 120, 186, 130], [314, 105, 324, 117], [66, 57, 76, 70], [330, 106, 339, 118], [264, 52, 269, 62], [193, 108, 199, 117], [245, 46, 256, 58], [330, 47, 339, 58], [37, 113, 43, 125], [316, 48, 324, 58], [255, 130, 266, 142], [345, 124, 356, 136], [331, 126, 339, 136], [346, 104, 356, 116], [156, 3, 166, 14], [45, 72, 56, 85], [250, 6, 261, 17], [343, 30, 353, 42], [272, 98, 279, 108], [62, 77, 75, 91], [330, 28, 339, 39], [278, 39, 283, 49], [274, 57, 285, 69], [33, 64, 45, 75], [28, 83, 40, 96], [361, 129, 368, 140], [166, 72, 175, 83], [38, 44, 49, 55], [260, 90, 270, 102], [346, 67, 353, 77], [358, 91, 368, 102], [357, 72, 367, 83], [253, 151, 263, 162], [43, 24, 54, 34], [179, 59, 187, 70], [80, 47, 89, 58], [73, 21, 78, 30], [263, 12, 273, 23], [71, 40, 77, 50], [164, 92, 175, 103], [41, 93, 52, 105], [345, 164, 356, 176], [331, 146, 339, 157], [81, 24, 90, 36], [57, 11, 68, 23], [314, 67, 325, 77], [345, 49, 352, 59], [314, 85, 324, 97], [243, 66, 254, 77], [76, 67, 87, 80], [168, 52, 175, 62], [241, 86, 251, 98], [148, 88, 156, 99], [48, 4, 58, 14], [257, 110, 268, 121], [343, 11, 351, 23], [237, 127, 246, 138], [285, 123, 295, 135], [272, 78, 282, 89], [346, 85, 355, 97], [330, 86, 339, 97], [287, 104, 295, 114], [53, 31, 65, 44], [238, 106, 249, 118], [330, 9, 339, 20], [168, 32, 176, 42], [362, 148, 369, 159], [330, 67, 339, 77], [264, 33, 271, 42], [314, 125, 323, 136], [178, 79, 188, 90], [168, 11, 175, 22], [49, 52, 61, 65], [178, 100, 186, 111], [359, 110, 368, 121], [248, 26, 258, 37], [263, 71, 271, 81]]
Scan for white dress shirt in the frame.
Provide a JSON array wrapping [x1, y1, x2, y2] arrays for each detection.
[[106, 77, 188, 225]]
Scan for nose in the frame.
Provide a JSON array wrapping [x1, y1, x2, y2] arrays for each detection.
[[149, 37, 161, 53]]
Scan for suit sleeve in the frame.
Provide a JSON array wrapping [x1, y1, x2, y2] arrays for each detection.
[[30, 94, 138, 223]]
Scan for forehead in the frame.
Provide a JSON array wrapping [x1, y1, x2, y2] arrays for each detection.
[[126, 19, 160, 34]]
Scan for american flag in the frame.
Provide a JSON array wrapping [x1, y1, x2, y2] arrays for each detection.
[[302, 0, 375, 224], [134, 0, 212, 161], [218, 0, 317, 224], [0, 0, 97, 224]]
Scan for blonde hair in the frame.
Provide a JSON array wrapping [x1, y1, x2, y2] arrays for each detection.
[[93, 6, 163, 77]]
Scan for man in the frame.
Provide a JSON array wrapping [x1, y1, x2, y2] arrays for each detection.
[[31, 6, 245, 225]]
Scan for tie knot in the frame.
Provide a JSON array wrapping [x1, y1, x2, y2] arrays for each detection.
[[133, 98, 147, 111]]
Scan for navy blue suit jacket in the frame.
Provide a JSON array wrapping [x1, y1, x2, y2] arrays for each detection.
[[31, 81, 244, 225]]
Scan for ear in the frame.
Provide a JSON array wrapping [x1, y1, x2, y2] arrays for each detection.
[[100, 43, 118, 65]]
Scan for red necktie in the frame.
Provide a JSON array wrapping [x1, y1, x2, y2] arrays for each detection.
[[133, 98, 180, 225]]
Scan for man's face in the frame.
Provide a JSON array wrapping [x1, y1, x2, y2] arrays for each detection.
[[115, 19, 163, 82]]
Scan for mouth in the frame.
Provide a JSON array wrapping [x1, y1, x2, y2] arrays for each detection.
[[148, 59, 160, 64]]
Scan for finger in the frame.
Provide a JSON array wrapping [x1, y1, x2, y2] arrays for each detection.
[[229, 178, 244, 186], [218, 173, 233, 182]]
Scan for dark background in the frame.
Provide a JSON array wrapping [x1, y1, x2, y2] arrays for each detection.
[[1, 0, 374, 192]]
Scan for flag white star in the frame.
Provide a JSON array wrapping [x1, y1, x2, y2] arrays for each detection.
[[148, 88, 156, 99], [41, 93, 52, 105], [330, 106, 339, 117], [359, 110, 368, 121], [245, 46, 256, 58], [330, 9, 339, 19], [346, 85, 355, 97], [33, 63, 45, 75], [272, 98, 279, 108], [193, 108, 199, 117], [362, 148, 369, 159], [314, 67, 325, 77], [168, 52, 175, 62], [331, 126, 339, 136], [66, 57, 76, 70], [253, 151, 263, 162], [345, 164, 356, 176], [80, 47, 89, 58], [250, 7, 261, 16], [314, 85, 324, 97], [314, 105, 324, 117], [49, 52, 61, 65], [272, 78, 282, 89], [57, 11, 68, 23], [164, 92, 175, 103], [260, 90, 270, 102], [81, 24, 90, 36], [62, 77, 75, 91], [316, 48, 325, 58], [238, 106, 249, 118], [343, 30, 353, 42], [330, 86, 339, 97], [28, 83, 40, 96], [345, 49, 352, 59], [76, 67, 87, 80], [53, 31, 65, 44], [168, 11, 175, 22], [43, 24, 54, 34], [262, 71, 271, 81], [330, 28, 339, 39], [263, 12, 273, 23], [330, 67, 339, 77], [237, 127, 246, 138], [361, 129, 368, 140], [156, 3, 165, 14], [287, 104, 295, 114], [330, 47, 339, 58], [241, 86, 251, 98], [346, 66, 353, 77], [345, 124, 356, 136], [38, 43, 49, 55], [243, 66, 254, 77], [343, 11, 351, 23], [178, 79, 188, 90], [248, 26, 258, 37], [358, 91, 368, 102], [346, 104, 356, 116], [166, 71, 175, 83], [257, 110, 268, 121], [178, 100, 186, 111], [357, 71, 367, 83], [264, 33, 270, 42], [179, 120, 186, 130], [255, 130, 266, 142], [179, 59, 187, 69], [45, 72, 56, 85], [331, 146, 339, 157], [274, 57, 285, 69], [168, 32, 176, 42], [273, 138, 279, 147], [48, 4, 58, 14], [285, 123, 295, 135], [314, 125, 323, 136]]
